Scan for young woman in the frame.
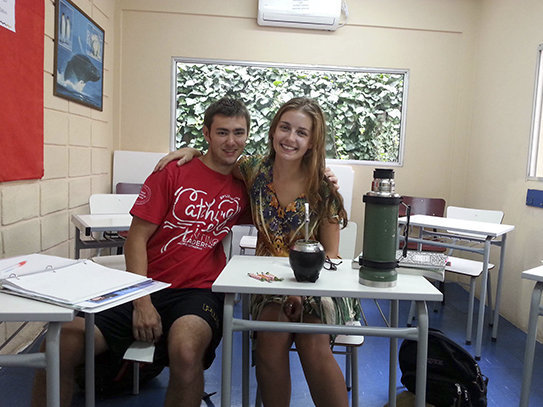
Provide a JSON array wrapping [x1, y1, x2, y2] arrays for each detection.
[[156, 97, 360, 407]]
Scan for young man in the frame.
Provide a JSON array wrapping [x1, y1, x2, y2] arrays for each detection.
[[31, 97, 251, 407]]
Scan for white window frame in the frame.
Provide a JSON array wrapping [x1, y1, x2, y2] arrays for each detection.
[[170, 57, 409, 166], [527, 44, 543, 180]]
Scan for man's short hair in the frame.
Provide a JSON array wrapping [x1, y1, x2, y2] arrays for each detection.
[[203, 97, 251, 132]]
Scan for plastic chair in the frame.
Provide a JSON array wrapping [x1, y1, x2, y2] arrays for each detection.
[[399, 196, 446, 218], [442, 206, 504, 344], [116, 182, 143, 194], [89, 194, 138, 215], [399, 196, 446, 322], [338, 221, 358, 260], [239, 225, 257, 255], [88, 194, 139, 255], [407, 206, 504, 343], [399, 196, 447, 252]]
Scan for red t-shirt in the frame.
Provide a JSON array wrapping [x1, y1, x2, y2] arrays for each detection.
[[130, 158, 249, 289]]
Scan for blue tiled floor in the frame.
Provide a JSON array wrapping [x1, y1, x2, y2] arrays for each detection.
[[2, 282, 543, 406]]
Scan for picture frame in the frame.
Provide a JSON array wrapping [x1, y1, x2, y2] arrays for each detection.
[[54, 0, 104, 111]]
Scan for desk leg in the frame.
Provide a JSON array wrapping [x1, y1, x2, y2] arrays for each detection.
[[388, 299, 398, 407], [474, 238, 491, 360], [221, 293, 235, 407], [352, 346, 359, 407], [241, 294, 250, 407], [85, 313, 95, 407], [75, 228, 82, 259], [520, 281, 543, 407], [414, 301, 428, 407], [491, 234, 507, 340], [45, 322, 62, 407]]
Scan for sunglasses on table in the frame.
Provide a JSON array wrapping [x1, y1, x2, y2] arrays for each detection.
[[323, 257, 343, 271]]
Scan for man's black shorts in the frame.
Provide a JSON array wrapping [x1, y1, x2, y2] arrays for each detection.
[[89, 288, 224, 369]]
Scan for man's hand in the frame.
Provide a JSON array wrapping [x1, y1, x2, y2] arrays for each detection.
[[132, 296, 163, 343], [282, 296, 303, 322], [325, 167, 339, 190], [153, 148, 201, 172]]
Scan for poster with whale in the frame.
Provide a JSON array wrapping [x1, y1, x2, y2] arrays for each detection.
[[54, 0, 104, 111]]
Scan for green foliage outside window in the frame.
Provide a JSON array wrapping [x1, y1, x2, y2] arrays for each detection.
[[173, 59, 408, 163]]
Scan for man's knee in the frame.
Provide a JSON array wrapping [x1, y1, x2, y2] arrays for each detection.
[[168, 315, 212, 368]]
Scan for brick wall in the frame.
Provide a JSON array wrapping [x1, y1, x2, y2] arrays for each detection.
[[0, 0, 116, 354]]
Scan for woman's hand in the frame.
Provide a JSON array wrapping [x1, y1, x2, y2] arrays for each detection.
[[325, 167, 339, 190], [153, 148, 201, 172], [282, 296, 303, 322]]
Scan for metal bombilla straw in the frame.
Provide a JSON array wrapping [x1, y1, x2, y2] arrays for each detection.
[[304, 202, 310, 242]]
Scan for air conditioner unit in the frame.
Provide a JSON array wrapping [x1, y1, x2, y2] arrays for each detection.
[[257, 0, 343, 31]]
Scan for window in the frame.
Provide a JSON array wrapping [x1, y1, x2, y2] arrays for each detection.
[[528, 44, 543, 180], [171, 58, 409, 165]]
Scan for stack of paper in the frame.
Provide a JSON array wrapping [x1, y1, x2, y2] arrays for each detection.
[[0, 253, 76, 279], [0, 254, 170, 312]]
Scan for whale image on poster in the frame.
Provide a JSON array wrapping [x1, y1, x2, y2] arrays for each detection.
[[54, 0, 104, 111]]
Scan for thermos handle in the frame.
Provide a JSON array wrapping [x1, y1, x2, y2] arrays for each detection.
[[401, 203, 411, 258]]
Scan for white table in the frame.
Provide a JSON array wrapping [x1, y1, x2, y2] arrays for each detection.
[[398, 214, 514, 359], [520, 265, 543, 407], [0, 292, 75, 407], [212, 255, 443, 407], [71, 214, 132, 259], [1, 250, 167, 407]]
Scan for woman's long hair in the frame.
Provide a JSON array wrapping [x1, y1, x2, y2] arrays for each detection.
[[267, 97, 348, 227]]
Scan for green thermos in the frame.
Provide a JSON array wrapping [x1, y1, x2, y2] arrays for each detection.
[[359, 168, 402, 287]]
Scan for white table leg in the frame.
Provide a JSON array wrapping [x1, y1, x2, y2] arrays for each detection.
[[85, 313, 95, 407], [466, 277, 476, 344], [474, 238, 491, 360], [352, 346, 359, 407], [221, 293, 235, 406], [45, 322, 62, 407], [388, 300, 398, 407], [491, 234, 507, 340], [414, 301, 429, 407], [241, 294, 250, 407], [520, 281, 543, 407]]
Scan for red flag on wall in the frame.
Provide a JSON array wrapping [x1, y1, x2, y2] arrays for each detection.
[[0, 0, 44, 182]]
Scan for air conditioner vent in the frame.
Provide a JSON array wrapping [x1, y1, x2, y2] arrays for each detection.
[[257, 0, 343, 31]]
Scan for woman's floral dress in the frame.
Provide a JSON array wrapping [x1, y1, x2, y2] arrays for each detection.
[[238, 155, 360, 330]]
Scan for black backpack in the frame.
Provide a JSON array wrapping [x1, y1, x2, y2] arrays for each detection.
[[398, 329, 488, 407]]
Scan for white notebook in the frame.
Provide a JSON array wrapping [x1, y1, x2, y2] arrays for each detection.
[[0, 254, 154, 308]]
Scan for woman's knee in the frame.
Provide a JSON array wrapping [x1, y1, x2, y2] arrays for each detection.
[[255, 330, 293, 353], [59, 318, 87, 365], [294, 333, 331, 358], [257, 302, 285, 322]]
